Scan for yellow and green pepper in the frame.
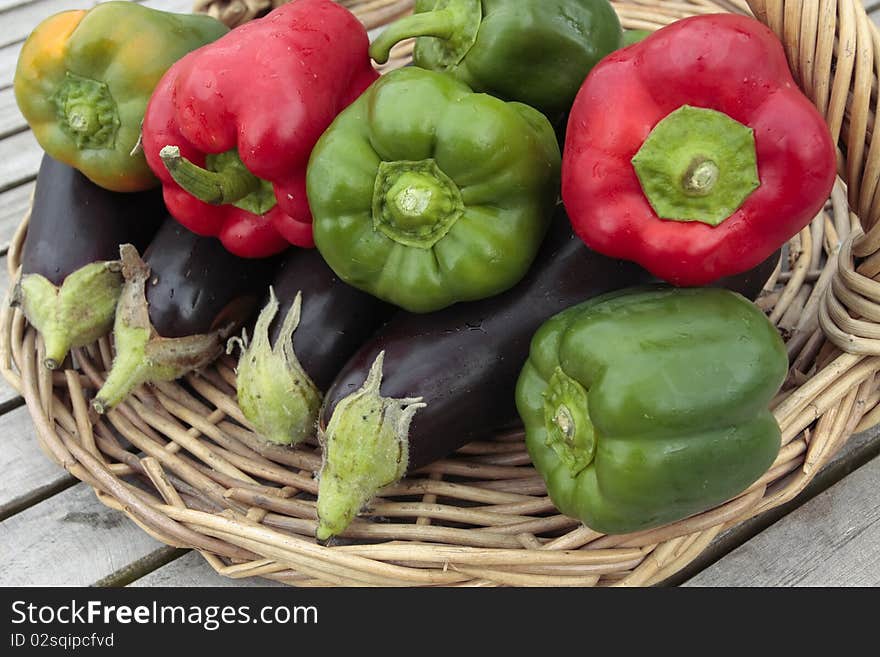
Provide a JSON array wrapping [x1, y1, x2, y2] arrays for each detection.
[[14, 2, 227, 192]]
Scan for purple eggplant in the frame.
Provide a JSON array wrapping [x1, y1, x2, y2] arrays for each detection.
[[12, 154, 165, 369], [314, 210, 781, 539], [313, 212, 647, 538], [232, 248, 394, 445], [91, 220, 278, 413]]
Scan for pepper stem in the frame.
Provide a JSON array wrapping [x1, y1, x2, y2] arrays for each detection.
[[543, 367, 595, 477], [13, 261, 124, 370], [316, 352, 426, 540], [631, 105, 759, 227], [370, 8, 459, 63], [682, 158, 720, 196], [369, 0, 481, 67], [228, 288, 322, 445], [160, 145, 261, 206], [372, 159, 464, 249], [52, 72, 120, 150]]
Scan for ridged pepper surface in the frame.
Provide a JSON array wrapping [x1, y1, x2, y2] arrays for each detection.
[[516, 287, 788, 534], [562, 14, 836, 286], [14, 2, 227, 192], [142, 0, 378, 257]]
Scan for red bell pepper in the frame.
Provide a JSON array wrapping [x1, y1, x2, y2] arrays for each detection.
[[562, 14, 836, 286], [141, 0, 378, 258]]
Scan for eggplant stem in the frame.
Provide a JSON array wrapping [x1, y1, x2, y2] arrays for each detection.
[[15, 261, 125, 370], [92, 245, 227, 413], [232, 287, 322, 445], [316, 351, 426, 540]]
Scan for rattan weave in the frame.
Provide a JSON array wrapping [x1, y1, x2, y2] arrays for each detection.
[[3, 0, 880, 586]]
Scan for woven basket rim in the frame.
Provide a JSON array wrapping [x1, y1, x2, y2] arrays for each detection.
[[3, 0, 880, 587]]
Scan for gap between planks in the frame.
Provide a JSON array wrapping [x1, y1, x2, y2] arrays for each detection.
[[0, 482, 177, 586]]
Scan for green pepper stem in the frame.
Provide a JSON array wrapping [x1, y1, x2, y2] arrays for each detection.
[[630, 105, 759, 227], [52, 72, 120, 150], [160, 145, 261, 206], [543, 367, 595, 476], [372, 159, 464, 249], [370, 8, 461, 64], [682, 158, 720, 196]]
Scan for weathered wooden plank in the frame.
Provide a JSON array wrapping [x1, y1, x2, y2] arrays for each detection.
[[0, 129, 41, 191], [0, 254, 21, 406], [0, 404, 74, 520], [0, 0, 96, 50], [668, 423, 880, 585], [685, 452, 880, 586], [0, 41, 22, 91], [130, 550, 285, 587], [0, 482, 174, 586], [0, 375, 17, 408], [0, 180, 32, 252], [0, 0, 42, 15], [0, 87, 24, 138]]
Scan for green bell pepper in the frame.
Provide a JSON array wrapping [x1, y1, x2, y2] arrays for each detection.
[[516, 287, 787, 535], [14, 1, 228, 192], [369, 0, 622, 116], [622, 29, 652, 46], [307, 67, 561, 313]]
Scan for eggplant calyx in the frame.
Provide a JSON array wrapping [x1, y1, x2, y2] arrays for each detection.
[[315, 351, 426, 540], [91, 244, 230, 414], [13, 261, 124, 370], [228, 288, 322, 446]]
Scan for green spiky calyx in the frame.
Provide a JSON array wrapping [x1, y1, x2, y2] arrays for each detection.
[[229, 289, 322, 446], [316, 352, 426, 540], [91, 245, 230, 413], [13, 261, 124, 369]]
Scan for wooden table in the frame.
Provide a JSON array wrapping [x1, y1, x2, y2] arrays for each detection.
[[1, 0, 879, 588]]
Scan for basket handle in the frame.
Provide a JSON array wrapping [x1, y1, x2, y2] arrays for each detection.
[[749, 0, 880, 354], [194, 0, 414, 30], [192, 0, 275, 27], [749, 1, 878, 236]]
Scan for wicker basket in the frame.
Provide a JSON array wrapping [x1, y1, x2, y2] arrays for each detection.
[[3, 0, 880, 587]]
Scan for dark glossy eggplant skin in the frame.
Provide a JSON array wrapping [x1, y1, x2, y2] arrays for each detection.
[[143, 220, 280, 338], [21, 154, 165, 285], [269, 248, 394, 391], [710, 249, 780, 301], [322, 213, 781, 471], [322, 212, 650, 470]]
